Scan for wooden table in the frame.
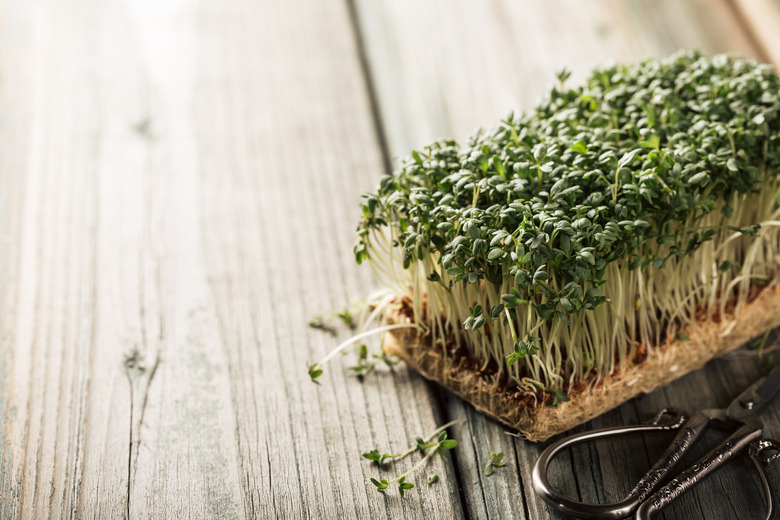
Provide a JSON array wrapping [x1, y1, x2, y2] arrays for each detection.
[[2, 1, 780, 518]]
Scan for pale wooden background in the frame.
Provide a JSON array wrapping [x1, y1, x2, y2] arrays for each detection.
[[2, 0, 780, 519]]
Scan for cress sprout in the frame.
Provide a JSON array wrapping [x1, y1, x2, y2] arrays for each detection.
[[355, 51, 780, 403]]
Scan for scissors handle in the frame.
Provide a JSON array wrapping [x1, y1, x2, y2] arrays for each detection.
[[533, 408, 695, 520], [751, 439, 780, 520], [635, 424, 763, 519]]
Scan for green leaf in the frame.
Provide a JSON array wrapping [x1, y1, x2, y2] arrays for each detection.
[[491, 452, 505, 466], [640, 133, 660, 149], [466, 221, 481, 239], [569, 141, 589, 154], [739, 224, 761, 236], [493, 157, 505, 176], [688, 172, 709, 185], [308, 315, 336, 336], [485, 451, 507, 476], [363, 450, 382, 461], [440, 439, 458, 450], [586, 287, 604, 298], [371, 478, 389, 491], [618, 149, 639, 169], [476, 154, 489, 172], [506, 351, 522, 366], [399, 478, 414, 497], [472, 238, 487, 256], [488, 248, 505, 261], [411, 150, 423, 165], [545, 388, 570, 407], [533, 269, 549, 281], [463, 316, 474, 330], [308, 364, 323, 384]]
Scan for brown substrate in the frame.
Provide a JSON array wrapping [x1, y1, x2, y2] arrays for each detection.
[[383, 282, 780, 442]]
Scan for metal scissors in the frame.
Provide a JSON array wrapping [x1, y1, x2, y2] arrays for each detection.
[[532, 363, 780, 519]]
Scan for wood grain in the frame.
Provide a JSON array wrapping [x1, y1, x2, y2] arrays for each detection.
[[353, 0, 760, 155], [732, 0, 780, 65], [0, 0, 462, 518], [194, 1, 463, 518]]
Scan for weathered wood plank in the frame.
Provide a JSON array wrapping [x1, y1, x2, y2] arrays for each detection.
[[0, 0, 246, 518], [352, 0, 778, 518], [0, 3, 133, 518], [191, 0, 464, 519], [354, 0, 759, 156], [733, 0, 780, 66], [0, 0, 467, 518]]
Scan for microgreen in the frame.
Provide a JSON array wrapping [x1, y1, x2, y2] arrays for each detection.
[[365, 419, 464, 496], [307, 292, 417, 383], [308, 323, 417, 384], [427, 474, 438, 485], [355, 50, 780, 400], [308, 314, 337, 336], [484, 451, 507, 476], [350, 343, 400, 379], [307, 363, 324, 385], [362, 419, 464, 466], [308, 300, 368, 335]]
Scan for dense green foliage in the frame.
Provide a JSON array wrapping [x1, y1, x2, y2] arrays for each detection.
[[355, 51, 780, 394]]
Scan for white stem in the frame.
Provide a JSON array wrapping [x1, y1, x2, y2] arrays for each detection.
[[317, 323, 419, 367]]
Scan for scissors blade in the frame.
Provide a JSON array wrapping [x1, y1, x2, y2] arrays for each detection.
[[731, 363, 780, 417], [754, 363, 780, 413]]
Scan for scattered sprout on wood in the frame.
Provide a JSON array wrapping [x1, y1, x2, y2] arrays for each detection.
[[307, 291, 416, 383], [362, 419, 465, 466], [308, 299, 369, 335], [484, 451, 507, 476], [308, 314, 337, 336], [308, 323, 418, 384], [365, 419, 464, 496], [427, 474, 438, 485], [350, 343, 400, 379], [307, 364, 324, 385], [369, 431, 458, 496], [354, 50, 780, 403]]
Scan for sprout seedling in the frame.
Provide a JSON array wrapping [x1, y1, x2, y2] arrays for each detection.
[[366, 420, 463, 497], [484, 451, 507, 476], [352, 50, 780, 403]]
